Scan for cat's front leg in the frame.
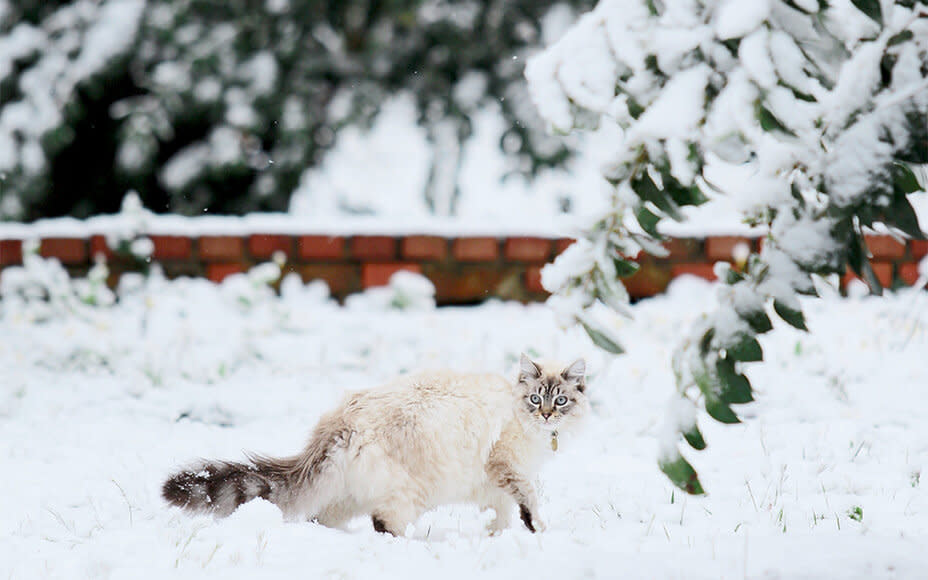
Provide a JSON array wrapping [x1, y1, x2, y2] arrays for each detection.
[[481, 490, 514, 535], [517, 501, 546, 533], [486, 460, 545, 533]]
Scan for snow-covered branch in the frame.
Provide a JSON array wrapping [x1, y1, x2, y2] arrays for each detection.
[[528, 0, 928, 493]]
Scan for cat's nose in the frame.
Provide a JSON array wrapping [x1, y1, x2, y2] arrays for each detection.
[[541, 411, 552, 420]]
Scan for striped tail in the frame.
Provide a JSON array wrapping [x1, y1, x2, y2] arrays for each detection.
[[163, 415, 350, 518], [161, 456, 300, 517]]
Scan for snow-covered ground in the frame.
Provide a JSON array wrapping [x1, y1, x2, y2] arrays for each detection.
[[1, 270, 926, 579]]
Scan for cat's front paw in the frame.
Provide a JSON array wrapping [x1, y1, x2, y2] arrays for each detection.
[[486, 519, 509, 536], [518, 504, 545, 533]]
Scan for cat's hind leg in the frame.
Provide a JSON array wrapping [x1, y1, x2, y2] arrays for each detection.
[[315, 497, 361, 530], [370, 500, 420, 536], [350, 441, 426, 536]]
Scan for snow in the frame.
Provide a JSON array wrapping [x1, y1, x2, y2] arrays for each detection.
[[523, 26, 581, 132], [2, 10, 927, 579], [823, 37, 886, 136], [738, 28, 778, 90], [71, 0, 145, 82], [161, 144, 211, 191], [541, 238, 596, 293], [714, 0, 770, 40], [548, 17, 617, 115], [290, 94, 433, 218], [768, 30, 826, 101], [625, 64, 711, 143], [1, 270, 926, 578], [652, 25, 712, 73], [344, 270, 437, 312]]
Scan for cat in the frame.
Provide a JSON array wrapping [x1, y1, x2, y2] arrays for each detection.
[[162, 353, 588, 535]]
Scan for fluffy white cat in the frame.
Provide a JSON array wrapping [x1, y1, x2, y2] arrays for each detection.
[[163, 354, 588, 535]]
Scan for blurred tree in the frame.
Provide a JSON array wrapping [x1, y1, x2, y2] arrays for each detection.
[[0, 0, 593, 220]]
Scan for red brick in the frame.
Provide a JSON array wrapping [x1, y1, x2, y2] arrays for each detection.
[[843, 262, 893, 288], [428, 267, 510, 303], [624, 262, 672, 297], [910, 240, 928, 259], [298, 264, 360, 295], [199, 236, 244, 261], [898, 263, 921, 285], [505, 237, 552, 262], [554, 238, 577, 256], [671, 263, 717, 281], [453, 238, 499, 262], [206, 263, 246, 283], [0, 240, 22, 265], [554, 238, 575, 256], [401, 236, 447, 261], [299, 235, 345, 260], [40, 238, 87, 264], [874, 263, 893, 287], [151, 235, 192, 260], [525, 266, 546, 293], [361, 263, 422, 288], [705, 236, 754, 261], [351, 236, 396, 260], [89, 235, 114, 259], [664, 238, 701, 260], [249, 234, 294, 258], [865, 236, 905, 259]]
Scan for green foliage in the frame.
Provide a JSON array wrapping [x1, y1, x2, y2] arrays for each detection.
[[728, 337, 763, 363], [755, 102, 797, 137], [531, 0, 928, 494], [682, 423, 707, 451], [847, 505, 864, 522], [850, 0, 882, 25], [659, 455, 704, 495], [580, 318, 625, 355], [773, 300, 808, 331]]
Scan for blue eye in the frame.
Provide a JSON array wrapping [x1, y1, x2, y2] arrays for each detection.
[[529, 394, 542, 405], [555, 395, 568, 406]]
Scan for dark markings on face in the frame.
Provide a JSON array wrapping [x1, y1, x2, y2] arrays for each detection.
[[524, 373, 579, 416]]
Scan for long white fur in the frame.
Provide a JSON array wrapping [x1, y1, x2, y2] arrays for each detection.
[[163, 356, 588, 535]]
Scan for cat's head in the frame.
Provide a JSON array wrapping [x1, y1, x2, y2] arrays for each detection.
[[515, 353, 588, 432]]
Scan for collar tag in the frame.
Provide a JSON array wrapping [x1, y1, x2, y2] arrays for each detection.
[[550, 430, 559, 452]]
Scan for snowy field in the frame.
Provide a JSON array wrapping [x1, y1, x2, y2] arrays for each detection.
[[1, 270, 926, 579]]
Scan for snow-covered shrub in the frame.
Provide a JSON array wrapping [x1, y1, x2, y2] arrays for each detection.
[[0, 240, 114, 321], [102, 191, 154, 273], [73, 258, 117, 308], [528, 0, 928, 493], [345, 271, 437, 311], [220, 254, 285, 312], [280, 273, 333, 307]]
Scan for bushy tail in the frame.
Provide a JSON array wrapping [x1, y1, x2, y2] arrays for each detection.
[[162, 455, 302, 517], [164, 415, 350, 518]]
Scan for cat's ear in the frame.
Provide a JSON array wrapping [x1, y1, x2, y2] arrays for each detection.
[[519, 353, 542, 382], [562, 358, 586, 390]]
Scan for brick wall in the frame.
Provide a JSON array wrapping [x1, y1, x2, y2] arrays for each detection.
[[0, 234, 924, 304]]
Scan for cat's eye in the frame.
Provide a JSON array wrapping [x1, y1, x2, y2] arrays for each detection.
[[555, 395, 568, 406], [529, 394, 542, 405]]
